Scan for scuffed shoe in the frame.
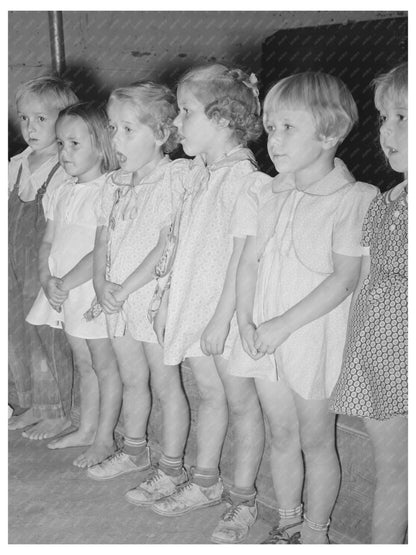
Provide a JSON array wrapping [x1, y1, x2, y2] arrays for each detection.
[[125, 466, 188, 506], [211, 501, 257, 543], [152, 479, 223, 516], [87, 448, 150, 481], [261, 521, 303, 544]]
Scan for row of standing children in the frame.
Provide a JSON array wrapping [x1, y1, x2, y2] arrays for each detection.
[[8, 61, 407, 544]]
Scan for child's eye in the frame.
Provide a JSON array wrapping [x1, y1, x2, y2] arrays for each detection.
[[284, 124, 293, 131], [379, 114, 387, 124], [71, 141, 79, 147], [107, 124, 115, 133], [124, 126, 133, 133], [38, 116, 46, 122], [56, 140, 63, 148], [265, 124, 275, 134], [18, 115, 27, 121], [397, 113, 407, 122]]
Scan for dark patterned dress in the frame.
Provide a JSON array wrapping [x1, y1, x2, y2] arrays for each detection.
[[330, 184, 408, 420]]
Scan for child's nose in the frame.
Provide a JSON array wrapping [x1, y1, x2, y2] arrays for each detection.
[[173, 114, 181, 128]]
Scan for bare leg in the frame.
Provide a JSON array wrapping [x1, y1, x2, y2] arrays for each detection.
[[111, 334, 150, 439], [365, 416, 408, 544], [48, 334, 99, 453], [216, 360, 264, 489], [255, 379, 303, 509], [72, 337, 122, 468], [295, 392, 340, 540], [188, 356, 228, 469], [143, 342, 189, 458]]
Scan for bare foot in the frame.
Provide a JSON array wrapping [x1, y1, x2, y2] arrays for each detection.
[[22, 417, 71, 440], [47, 429, 95, 450], [8, 408, 41, 430], [73, 442, 116, 468]]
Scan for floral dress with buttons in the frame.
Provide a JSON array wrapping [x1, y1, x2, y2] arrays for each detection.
[[330, 182, 408, 419]]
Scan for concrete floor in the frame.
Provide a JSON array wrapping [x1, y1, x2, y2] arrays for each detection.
[[8, 428, 271, 544]]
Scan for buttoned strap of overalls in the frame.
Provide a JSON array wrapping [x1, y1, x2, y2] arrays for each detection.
[[35, 162, 61, 230]]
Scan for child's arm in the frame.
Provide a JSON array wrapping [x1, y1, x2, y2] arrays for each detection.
[[93, 225, 123, 314], [254, 251, 362, 354], [60, 252, 93, 291], [200, 237, 246, 356], [112, 225, 170, 303], [38, 219, 69, 310], [235, 235, 263, 359], [153, 284, 170, 347]]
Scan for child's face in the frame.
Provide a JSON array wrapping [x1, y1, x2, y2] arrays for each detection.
[[378, 97, 408, 176], [264, 107, 332, 183], [16, 93, 60, 153], [107, 99, 162, 174], [56, 115, 102, 183], [174, 85, 225, 163]]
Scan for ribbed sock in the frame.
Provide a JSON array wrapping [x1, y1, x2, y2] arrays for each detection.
[[278, 504, 303, 530], [229, 485, 256, 507], [191, 466, 220, 488], [123, 436, 147, 457], [158, 453, 183, 477], [301, 513, 330, 544]]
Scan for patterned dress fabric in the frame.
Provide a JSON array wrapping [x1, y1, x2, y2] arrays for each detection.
[[330, 184, 408, 419]]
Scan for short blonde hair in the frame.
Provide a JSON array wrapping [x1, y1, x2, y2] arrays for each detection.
[[178, 64, 263, 145], [373, 62, 407, 111], [16, 75, 78, 111], [57, 101, 119, 173], [264, 72, 358, 143], [109, 82, 179, 153]]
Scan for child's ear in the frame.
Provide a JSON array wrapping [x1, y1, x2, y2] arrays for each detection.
[[321, 135, 340, 150], [216, 117, 231, 129], [155, 127, 169, 147]]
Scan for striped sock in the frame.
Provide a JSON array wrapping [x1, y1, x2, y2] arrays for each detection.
[[301, 514, 330, 544], [278, 504, 303, 529], [158, 453, 183, 477], [123, 436, 147, 457], [192, 466, 220, 488], [229, 485, 256, 507]]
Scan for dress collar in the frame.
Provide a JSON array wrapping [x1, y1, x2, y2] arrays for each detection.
[[190, 145, 257, 172], [271, 158, 355, 196]]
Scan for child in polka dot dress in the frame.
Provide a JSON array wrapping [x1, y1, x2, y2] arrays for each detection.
[[330, 63, 408, 544]]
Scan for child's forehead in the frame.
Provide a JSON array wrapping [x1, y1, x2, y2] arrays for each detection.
[[263, 105, 314, 121], [107, 98, 141, 120], [177, 83, 203, 105], [17, 92, 58, 112]]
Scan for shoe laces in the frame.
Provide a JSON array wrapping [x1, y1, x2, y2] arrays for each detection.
[[173, 480, 193, 498], [265, 522, 302, 544], [143, 467, 163, 486], [105, 450, 125, 464], [222, 503, 244, 522]]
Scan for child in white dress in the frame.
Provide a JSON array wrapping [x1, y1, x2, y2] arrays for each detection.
[[87, 83, 190, 494], [149, 65, 270, 544], [27, 102, 120, 468], [231, 72, 378, 543]]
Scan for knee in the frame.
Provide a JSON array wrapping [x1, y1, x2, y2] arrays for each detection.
[[269, 423, 300, 452]]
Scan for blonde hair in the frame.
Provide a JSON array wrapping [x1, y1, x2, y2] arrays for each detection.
[[373, 62, 408, 111], [264, 72, 358, 143], [108, 82, 179, 153], [57, 101, 119, 173], [16, 75, 78, 111], [178, 64, 263, 145]]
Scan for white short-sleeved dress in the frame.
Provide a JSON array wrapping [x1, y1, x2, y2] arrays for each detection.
[[162, 146, 271, 366], [100, 157, 187, 342], [26, 174, 108, 339], [228, 159, 378, 400]]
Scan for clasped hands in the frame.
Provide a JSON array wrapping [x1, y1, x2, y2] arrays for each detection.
[[240, 315, 292, 359]]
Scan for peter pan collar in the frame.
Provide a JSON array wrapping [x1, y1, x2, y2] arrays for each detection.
[[271, 158, 355, 196]]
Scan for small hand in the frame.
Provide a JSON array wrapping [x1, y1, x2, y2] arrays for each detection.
[[254, 316, 292, 355], [97, 280, 124, 314], [43, 276, 69, 306], [240, 322, 264, 359], [200, 316, 230, 356]]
